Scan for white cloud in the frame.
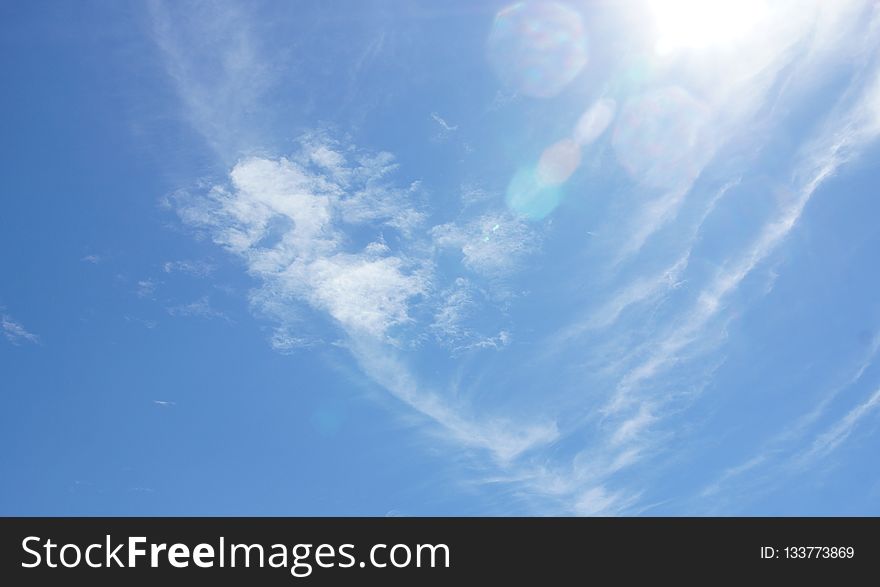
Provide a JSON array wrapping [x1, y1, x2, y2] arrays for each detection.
[[136, 279, 157, 298], [349, 336, 558, 463], [163, 259, 215, 277], [124, 315, 158, 330], [797, 387, 880, 465], [148, 0, 275, 162], [430, 112, 459, 141], [430, 112, 458, 133], [429, 278, 511, 353], [174, 141, 431, 340], [700, 334, 880, 502], [167, 296, 229, 321], [589, 253, 689, 332], [573, 486, 634, 516], [338, 179, 426, 237], [455, 330, 511, 353], [268, 327, 315, 354], [459, 184, 494, 208], [302, 253, 428, 337], [431, 278, 473, 341], [432, 212, 538, 276], [1, 313, 39, 345]]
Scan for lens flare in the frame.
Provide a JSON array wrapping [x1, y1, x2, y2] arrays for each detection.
[[487, 2, 588, 98], [573, 98, 616, 146], [611, 87, 712, 188], [538, 138, 581, 186], [506, 166, 564, 220]]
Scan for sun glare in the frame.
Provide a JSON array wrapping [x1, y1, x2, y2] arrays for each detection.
[[651, 0, 768, 55]]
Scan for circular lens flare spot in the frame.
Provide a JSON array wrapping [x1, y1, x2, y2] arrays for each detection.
[[487, 2, 588, 98], [574, 98, 616, 145], [611, 87, 712, 188], [506, 166, 564, 220], [537, 139, 581, 186]]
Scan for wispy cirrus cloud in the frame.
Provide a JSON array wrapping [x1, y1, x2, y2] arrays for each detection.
[[1, 312, 39, 345], [699, 333, 880, 507], [797, 387, 880, 465], [599, 46, 880, 460], [349, 336, 557, 463], [167, 296, 230, 322], [162, 259, 215, 277], [432, 212, 539, 277], [135, 279, 157, 299], [430, 112, 458, 133], [430, 112, 458, 142], [148, 0, 279, 162], [550, 19, 880, 512]]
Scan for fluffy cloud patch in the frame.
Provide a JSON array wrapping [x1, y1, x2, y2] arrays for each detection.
[[171, 140, 433, 341]]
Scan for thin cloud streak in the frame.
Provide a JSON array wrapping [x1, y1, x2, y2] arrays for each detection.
[[1, 313, 40, 345], [700, 334, 880, 502], [796, 387, 880, 465]]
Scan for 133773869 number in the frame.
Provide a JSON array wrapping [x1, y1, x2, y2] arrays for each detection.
[[783, 546, 854, 559]]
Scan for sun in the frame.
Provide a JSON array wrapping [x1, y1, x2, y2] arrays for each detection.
[[650, 0, 768, 55]]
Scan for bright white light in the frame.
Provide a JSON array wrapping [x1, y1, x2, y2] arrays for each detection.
[[651, 0, 768, 55]]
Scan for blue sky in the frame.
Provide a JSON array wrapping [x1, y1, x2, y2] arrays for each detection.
[[2, 0, 880, 515]]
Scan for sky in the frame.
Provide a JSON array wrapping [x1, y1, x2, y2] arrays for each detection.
[[1, 0, 880, 516]]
